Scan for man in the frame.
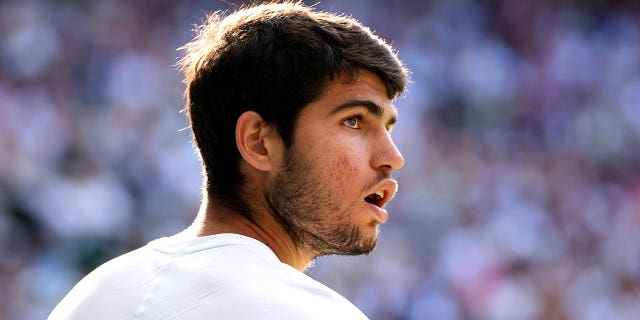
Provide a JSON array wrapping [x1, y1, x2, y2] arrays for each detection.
[[50, 2, 408, 319]]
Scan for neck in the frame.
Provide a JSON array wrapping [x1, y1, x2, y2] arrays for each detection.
[[182, 198, 314, 271]]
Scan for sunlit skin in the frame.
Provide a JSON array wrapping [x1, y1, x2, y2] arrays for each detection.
[[184, 70, 404, 270]]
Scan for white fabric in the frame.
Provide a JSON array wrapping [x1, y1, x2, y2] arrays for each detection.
[[49, 233, 368, 319]]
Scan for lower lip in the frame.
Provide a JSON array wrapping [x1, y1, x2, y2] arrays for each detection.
[[366, 202, 389, 223]]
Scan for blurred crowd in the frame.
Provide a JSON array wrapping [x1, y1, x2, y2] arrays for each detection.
[[1, 0, 639, 319]]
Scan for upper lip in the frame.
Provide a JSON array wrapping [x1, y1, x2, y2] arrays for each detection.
[[364, 178, 398, 208]]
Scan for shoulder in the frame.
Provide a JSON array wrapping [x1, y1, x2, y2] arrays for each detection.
[[186, 261, 369, 319], [51, 235, 369, 319], [49, 246, 157, 319], [154, 241, 368, 319], [177, 271, 369, 319]]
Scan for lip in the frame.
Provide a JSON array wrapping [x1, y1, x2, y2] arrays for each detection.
[[363, 178, 398, 223], [366, 202, 389, 224]]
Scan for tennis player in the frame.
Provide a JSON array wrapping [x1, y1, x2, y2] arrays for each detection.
[[50, 2, 408, 318]]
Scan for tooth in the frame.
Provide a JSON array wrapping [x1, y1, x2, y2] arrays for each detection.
[[376, 191, 384, 198]]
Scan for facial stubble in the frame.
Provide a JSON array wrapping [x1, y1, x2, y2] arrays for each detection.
[[266, 147, 378, 258]]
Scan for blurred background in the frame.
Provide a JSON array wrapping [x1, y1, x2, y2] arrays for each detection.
[[1, 0, 639, 319]]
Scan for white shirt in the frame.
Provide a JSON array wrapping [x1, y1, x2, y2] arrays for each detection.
[[49, 233, 368, 319]]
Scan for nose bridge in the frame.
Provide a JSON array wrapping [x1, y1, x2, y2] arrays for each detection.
[[372, 129, 404, 172]]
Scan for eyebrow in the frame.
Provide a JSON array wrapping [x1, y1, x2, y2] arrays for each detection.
[[330, 100, 398, 126]]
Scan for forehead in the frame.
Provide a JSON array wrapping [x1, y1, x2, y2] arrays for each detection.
[[306, 71, 397, 117]]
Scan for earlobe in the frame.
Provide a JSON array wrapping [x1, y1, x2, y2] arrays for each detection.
[[235, 111, 281, 172]]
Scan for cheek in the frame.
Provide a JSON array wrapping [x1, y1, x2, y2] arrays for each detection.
[[330, 154, 359, 183]]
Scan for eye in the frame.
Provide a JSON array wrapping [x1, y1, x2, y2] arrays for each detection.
[[342, 116, 361, 129]]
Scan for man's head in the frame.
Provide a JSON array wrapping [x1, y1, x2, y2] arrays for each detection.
[[179, 2, 408, 214], [264, 70, 405, 256]]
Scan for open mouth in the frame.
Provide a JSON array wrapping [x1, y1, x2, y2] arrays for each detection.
[[364, 191, 385, 207]]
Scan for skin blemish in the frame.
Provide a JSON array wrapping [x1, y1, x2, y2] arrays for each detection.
[[331, 155, 358, 182]]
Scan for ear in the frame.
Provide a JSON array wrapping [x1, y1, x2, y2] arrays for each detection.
[[235, 111, 283, 172]]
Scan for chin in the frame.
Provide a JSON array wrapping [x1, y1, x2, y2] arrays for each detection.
[[319, 231, 378, 257], [346, 222, 380, 255]]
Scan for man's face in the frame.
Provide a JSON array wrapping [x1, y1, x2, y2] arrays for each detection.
[[266, 71, 404, 257]]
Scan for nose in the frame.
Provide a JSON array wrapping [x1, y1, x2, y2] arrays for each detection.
[[371, 131, 405, 173]]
